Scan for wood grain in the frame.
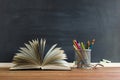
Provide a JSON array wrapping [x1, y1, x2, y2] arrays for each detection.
[[0, 67, 120, 80]]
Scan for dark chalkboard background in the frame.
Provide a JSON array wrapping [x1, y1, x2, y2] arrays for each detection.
[[0, 0, 120, 62]]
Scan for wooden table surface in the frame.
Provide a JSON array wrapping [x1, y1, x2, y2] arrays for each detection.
[[0, 67, 120, 80]]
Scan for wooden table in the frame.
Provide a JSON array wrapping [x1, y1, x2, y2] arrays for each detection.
[[0, 67, 120, 80]]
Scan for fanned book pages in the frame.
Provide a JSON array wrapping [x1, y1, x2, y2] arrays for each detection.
[[10, 39, 71, 70]]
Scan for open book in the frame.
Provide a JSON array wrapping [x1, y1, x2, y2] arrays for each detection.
[[10, 39, 71, 70]]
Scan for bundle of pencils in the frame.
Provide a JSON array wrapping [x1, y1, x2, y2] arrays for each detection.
[[73, 39, 95, 67]]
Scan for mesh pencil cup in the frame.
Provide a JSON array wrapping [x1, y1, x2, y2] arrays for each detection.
[[74, 49, 91, 69]]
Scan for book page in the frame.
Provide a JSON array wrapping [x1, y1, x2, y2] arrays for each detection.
[[42, 44, 68, 66], [10, 65, 41, 70], [41, 65, 71, 70], [12, 39, 46, 67], [13, 40, 41, 66], [13, 53, 40, 65]]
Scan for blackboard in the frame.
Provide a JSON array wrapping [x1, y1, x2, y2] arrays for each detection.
[[0, 0, 120, 62]]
